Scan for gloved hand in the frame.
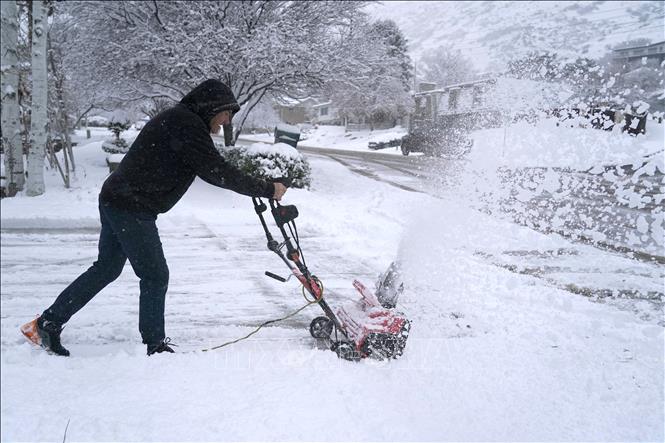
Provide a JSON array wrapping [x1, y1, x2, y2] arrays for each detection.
[[272, 182, 287, 201]]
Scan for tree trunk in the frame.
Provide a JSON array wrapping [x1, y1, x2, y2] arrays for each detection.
[[1, 0, 25, 196], [19, 1, 33, 170], [232, 88, 268, 145], [63, 119, 75, 173], [223, 123, 234, 147], [26, 0, 48, 196], [48, 33, 75, 177]]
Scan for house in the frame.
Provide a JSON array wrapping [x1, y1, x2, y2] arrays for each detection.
[[402, 79, 499, 155], [403, 77, 576, 155], [412, 78, 501, 126], [311, 101, 341, 125], [274, 94, 402, 130], [612, 41, 665, 66], [274, 97, 319, 125], [273, 96, 342, 126], [412, 76, 576, 123]]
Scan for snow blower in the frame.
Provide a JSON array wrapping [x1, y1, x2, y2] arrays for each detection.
[[253, 196, 410, 361]]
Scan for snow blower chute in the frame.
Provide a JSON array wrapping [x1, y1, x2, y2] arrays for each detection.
[[253, 196, 410, 361]]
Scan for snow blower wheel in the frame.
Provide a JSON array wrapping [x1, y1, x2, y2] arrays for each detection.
[[309, 316, 334, 339], [331, 341, 361, 361]]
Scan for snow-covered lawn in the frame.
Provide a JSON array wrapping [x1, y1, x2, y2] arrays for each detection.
[[1, 126, 663, 441]]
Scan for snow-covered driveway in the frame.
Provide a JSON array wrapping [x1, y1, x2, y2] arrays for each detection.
[[1, 146, 663, 441]]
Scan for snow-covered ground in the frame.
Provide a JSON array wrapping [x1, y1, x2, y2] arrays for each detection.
[[1, 124, 663, 441], [469, 118, 664, 171], [242, 124, 410, 156], [243, 119, 664, 168]]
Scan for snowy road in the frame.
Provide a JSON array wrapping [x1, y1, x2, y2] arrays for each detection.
[[1, 141, 663, 441], [295, 145, 467, 193]]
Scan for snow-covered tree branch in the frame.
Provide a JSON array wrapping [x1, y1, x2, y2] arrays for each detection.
[[49, 1, 411, 139]]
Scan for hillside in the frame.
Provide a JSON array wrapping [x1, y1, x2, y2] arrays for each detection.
[[365, 1, 664, 71]]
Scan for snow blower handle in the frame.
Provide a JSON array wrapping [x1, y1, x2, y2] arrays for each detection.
[[251, 197, 299, 263]]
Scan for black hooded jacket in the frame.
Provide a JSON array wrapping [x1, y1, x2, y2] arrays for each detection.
[[100, 79, 275, 215]]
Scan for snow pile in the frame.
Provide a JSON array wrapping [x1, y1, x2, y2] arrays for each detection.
[[454, 119, 665, 256], [469, 118, 664, 171]]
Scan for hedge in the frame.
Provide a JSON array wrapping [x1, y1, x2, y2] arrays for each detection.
[[217, 142, 311, 189]]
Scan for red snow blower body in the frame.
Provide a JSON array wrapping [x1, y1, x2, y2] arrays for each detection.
[[253, 197, 410, 361]]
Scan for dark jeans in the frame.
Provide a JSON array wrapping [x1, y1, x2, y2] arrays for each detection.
[[43, 200, 169, 345]]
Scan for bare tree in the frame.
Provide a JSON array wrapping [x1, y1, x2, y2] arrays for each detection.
[[140, 98, 175, 119], [326, 17, 414, 128], [47, 2, 111, 134], [419, 45, 476, 87], [54, 1, 371, 141]]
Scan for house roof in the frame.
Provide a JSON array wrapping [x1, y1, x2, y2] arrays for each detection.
[[414, 78, 496, 97], [274, 96, 327, 108], [612, 40, 665, 54], [274, 96, 312, 106]]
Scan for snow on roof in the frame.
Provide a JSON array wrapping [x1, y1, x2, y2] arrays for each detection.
[[613, 40, 665, 52], [274, 96, 308, 106], [274, 96, 326, 108], [414, 78, 496, 96], [415, 77, 573, 111]]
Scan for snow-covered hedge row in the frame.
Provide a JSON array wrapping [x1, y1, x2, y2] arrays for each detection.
[[217, 142, 311, 189]]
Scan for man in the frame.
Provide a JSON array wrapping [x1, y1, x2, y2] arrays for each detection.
[[20, 79, 287, 356]]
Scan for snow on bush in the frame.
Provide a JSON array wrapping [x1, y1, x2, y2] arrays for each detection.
[[217, 142, 312, 189], [101, 139, 130, 154], [102, 121, 133, 154], [86, 115, 109, 127]]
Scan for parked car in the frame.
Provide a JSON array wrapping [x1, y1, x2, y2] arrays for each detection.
[[400, 116, 474, 157]]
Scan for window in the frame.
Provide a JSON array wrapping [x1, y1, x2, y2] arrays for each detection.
[[472, 87, 483, 107], [448, 90, 459, 110], [319, 107, 328, 116], [415, 97, 423, 115]]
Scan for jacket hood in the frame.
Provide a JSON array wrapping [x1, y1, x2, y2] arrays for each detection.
[[180, 79, 241, 128]]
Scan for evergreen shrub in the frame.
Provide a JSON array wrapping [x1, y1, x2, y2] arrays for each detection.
[[217, 142, 311, 189]]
